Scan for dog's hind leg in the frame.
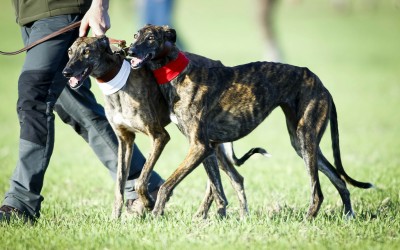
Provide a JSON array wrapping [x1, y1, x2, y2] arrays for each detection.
[[286, 112, 354, 219], [135, 128, 170, 210], [296, 102, 331, 218], [284, 110, 323, 219], [317, 150, 354, 218], [112, 128, 135, 219], [283, 88, 332, 218], [298, 132, 323, 219]]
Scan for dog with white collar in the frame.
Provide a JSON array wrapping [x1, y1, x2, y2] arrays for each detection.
[[63, 36, 270, 219]]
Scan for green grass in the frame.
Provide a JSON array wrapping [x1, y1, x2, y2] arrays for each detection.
[[1, 0, 400, 249]]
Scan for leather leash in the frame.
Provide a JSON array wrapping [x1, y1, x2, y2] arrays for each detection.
[[0, 20, 128, 57], [109, 38, 127, 48], [0, 21, 82, 56]]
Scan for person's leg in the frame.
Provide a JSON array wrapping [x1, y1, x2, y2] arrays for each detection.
[[54, 84, 164, 200], [257, 0, 282, 62], [2, 15, 82, 219]]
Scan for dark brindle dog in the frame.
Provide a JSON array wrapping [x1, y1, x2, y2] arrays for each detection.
[[62, 36, 268, 219], [128, 25, 373, 219]]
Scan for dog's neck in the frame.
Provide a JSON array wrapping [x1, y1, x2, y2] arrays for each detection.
[[92, 53, 124, 82], [147, 46, 181, 71], [149, 47, 190, 85], [94, 52, 131, 96]]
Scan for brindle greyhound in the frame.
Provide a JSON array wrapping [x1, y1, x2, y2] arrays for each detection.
[[128, 25, 373, 219], [62, 36, 269, 219]]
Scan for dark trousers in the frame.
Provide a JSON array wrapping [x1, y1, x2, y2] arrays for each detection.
[[2, 14, 163, 218]]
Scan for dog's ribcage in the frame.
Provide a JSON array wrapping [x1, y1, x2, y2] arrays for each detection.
[[160, 61, 318, 143]]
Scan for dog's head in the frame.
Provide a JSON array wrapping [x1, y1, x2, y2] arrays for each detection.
[[62, 36, 113, 89], [128, 24, 177, 69]]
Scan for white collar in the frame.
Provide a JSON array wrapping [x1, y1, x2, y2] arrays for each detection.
[[96, 60, 130, 95]]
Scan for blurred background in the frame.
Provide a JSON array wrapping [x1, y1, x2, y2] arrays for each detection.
[[0, 0, 399, 215]]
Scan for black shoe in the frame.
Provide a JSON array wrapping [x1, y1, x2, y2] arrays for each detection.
[[0, 205, 35, 224]]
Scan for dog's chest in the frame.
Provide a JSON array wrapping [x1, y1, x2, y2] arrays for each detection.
[[108, 111, 147, 133], [104, 95, 145, 132], [110, 113, 134, 127]]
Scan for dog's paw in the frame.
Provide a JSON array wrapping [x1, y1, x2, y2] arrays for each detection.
[[192, 210, 208, 221], [111, 209, 122, 220], [151, 208, 164, 217]]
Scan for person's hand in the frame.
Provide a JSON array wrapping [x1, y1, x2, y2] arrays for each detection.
[[79, 0, 110, 37]]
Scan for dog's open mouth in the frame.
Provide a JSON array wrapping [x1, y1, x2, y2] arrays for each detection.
[[67, 67, 92, 89], [130, 53, 152, 69]]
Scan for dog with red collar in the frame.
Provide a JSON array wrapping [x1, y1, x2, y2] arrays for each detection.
[[128, 24, 373, 219]]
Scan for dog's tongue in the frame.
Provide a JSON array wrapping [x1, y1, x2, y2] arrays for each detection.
[[130, 57, 143, 68], [68, 76, 81, 88]]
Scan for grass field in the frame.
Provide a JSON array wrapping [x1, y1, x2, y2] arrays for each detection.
[[1, 0, 399, 249]]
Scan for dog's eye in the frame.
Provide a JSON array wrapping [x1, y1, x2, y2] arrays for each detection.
[[148, 35, 155, 41], [134, 33, 138, 39], [83, 48, 90, 58]]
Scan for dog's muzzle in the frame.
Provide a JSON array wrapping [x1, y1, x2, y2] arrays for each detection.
[[62, 66, 91, 90], [129, 53, 152, 69]]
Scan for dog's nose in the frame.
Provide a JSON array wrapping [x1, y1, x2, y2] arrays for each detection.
[[62, 68, 73, 78], [128, 46, 136, 57]]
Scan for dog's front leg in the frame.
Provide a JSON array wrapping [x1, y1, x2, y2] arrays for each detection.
[[201, 154, 228, 218], [135, 129, 170, 211], [112, 129, 135, 219], [195, 148, 250, 220], [215, 146, 248, 219], [193, 179, 214, 220], [152, 141, 213, 217]]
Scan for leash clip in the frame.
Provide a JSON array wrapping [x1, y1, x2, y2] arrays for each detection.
[[109, 38, 128, 57]]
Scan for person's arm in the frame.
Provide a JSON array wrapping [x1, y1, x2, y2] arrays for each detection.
[[79, 0, 111, 37]]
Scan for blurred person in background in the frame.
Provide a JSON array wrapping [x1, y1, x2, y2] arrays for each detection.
[[137, 0, 174, 27], [135, 0, 185, 49], [256, 0, 283, 62]]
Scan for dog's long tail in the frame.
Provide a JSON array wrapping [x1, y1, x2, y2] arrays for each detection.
[[221, 142, 271, 167], [330, 100, 373, 189]]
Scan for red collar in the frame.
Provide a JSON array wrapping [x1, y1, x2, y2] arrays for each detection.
[[152, 52, 189, 84]]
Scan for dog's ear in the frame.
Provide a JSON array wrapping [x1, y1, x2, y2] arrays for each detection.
[[97, 35, 113, 54], [163, 26, 176, 43]]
